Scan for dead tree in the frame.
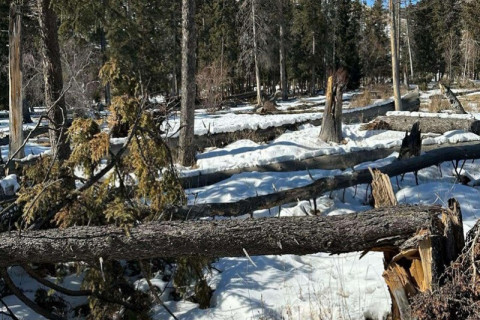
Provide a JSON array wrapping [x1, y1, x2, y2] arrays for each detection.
[[398, 122, 421, 160], [319, 69, 348, 143], [8, 1, 24, 159], [0, 205, 444, 266], [178, 0, 197, 166], [389, 0, 402, 111], [363, 114, 480, 135], [439, 83, 467, 114]]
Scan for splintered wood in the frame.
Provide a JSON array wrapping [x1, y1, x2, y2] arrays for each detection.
[[369, 167, 397, 208]]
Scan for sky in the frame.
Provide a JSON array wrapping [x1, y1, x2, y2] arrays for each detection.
[[365, 0, 418, 6]]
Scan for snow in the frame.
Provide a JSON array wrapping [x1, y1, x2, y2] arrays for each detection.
[[0, 175, 20, 195], [182, 123, 480, 175], [3, 90, 480, 320]]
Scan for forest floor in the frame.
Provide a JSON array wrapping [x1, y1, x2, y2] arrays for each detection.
[[2, 88, 480, 319]]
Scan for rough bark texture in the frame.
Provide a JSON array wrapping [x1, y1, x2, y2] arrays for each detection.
[[319, 70, 347, 143], [8, 2, 24, 159], [389, 0, 402, 111], [364, 114, 480, 135], [279, 0, 288, 101], [0, 206, 442, 267], [439, 83, 467, 114], [167, 143, 480, 218], [178, 0, 197, 166], [252, 0, 262, 106], [37, 0, 70, 161]]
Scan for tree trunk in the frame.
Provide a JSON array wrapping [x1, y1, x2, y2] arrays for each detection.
[[364, 114, 480, 135], [0, 205, 443, 267], [8, 1, 24, 159], [390, 0, 402, 111], [310, 33, 316, 96], [319, 70, 347, 143], [37, 0, 70, 161], [405, 4, 414, 79], [100, 27, 111, 106], [279, 0, 288, 101], [252, 0, 262, 106], [178, 0, 197, 166]]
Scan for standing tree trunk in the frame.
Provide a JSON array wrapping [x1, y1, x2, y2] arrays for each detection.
[[279, 0, 288, 101], [390, 0, 402, 111], [406, 1, 414, 79], [319, 69, 347, 143], [178, 0, 197, 166], [310, 34, 316, 96], [252, 0, 262, 106], [37, 0, 70, 161], [8, 1, 24, 159]]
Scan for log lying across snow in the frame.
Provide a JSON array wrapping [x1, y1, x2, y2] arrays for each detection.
[[180, 141, 479, 189], [0, 205, 442, 267], [364, 111, 480, 135], [170, 143, 480, 218]]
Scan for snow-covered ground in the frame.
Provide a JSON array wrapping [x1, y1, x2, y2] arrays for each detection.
[[2, 90, 480, 319]]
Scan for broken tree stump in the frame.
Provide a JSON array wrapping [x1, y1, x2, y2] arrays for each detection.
[[369, 167, 398, 208], [319, 69, 348, 143], [379, 198, 466, 320]]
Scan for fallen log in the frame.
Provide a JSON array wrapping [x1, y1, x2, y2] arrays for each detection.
[[0, 205, 442, 267], [180, 138, 479, 190], [169, 143, 480, 218], [363, 113, 480, 135], [439, 83, 467, 114]]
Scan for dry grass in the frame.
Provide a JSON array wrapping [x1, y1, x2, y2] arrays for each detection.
[[459, 93, 480, 112], [350, 84, 408, 108], [428, 95, 451, 112], [350, 90, 373, 108]]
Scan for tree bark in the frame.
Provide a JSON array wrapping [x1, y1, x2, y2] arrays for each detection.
[[8, 1, 24, 159], [319, 70, 347, 143], [37, 0, 70, 161], [439, 83, 467, 114], [167, 143, 480, 219], [0, 205, 443, 267], [178, 0, 197, 166], [310, 34, 316, 96], [279, 0, 288, 101], [364, 114, 480, 135], [252, 0, 262, 106], [390, 0, 402, 111]]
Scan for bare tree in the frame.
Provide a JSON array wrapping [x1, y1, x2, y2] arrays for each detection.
[[390, 0, 402, 111], [178, 0, 197, 166], [238, 0, 271, 106], [8, 1, 24, 159], [278, 0, 288, 101]]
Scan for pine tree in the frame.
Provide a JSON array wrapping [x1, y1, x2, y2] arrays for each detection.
[[334, 0, 362, 89], [361, 0, 389, 83]]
